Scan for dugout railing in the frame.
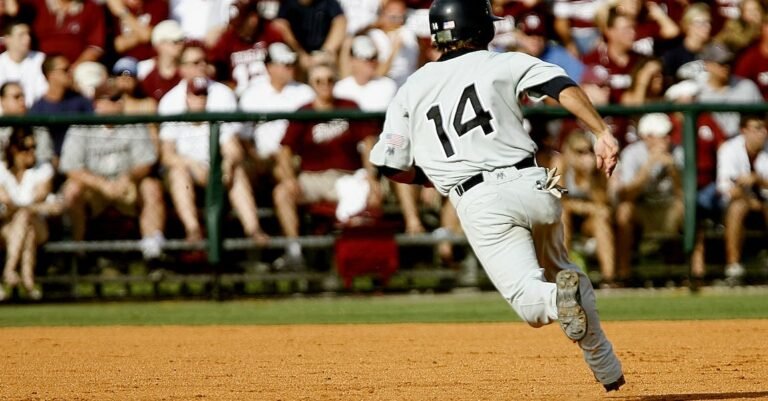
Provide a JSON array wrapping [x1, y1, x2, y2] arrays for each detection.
[[1, 102, 767, 299]]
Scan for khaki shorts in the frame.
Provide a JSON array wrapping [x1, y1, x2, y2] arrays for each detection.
[[298, 170, 351, 204], [83, 184, 139, 217], [636, 198, 683, 234]]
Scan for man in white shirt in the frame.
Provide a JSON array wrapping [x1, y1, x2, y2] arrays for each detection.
[[0, 19, 48, 108], [159, 43, 268, 244], [334, 35, 397, 112], [716, 114, 768, 284]]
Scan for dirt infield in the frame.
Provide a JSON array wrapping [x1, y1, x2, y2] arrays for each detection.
[[2, 321, 767, 401]]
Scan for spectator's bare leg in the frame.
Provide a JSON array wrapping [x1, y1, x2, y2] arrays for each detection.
[[2, 210, 31, 286], [63, 180, 87, 241], [273, 180, 300, 238], [438, 200, 461, 265], [691, 229, 706, 278], [591, 204, 616, 284], [561, 208, 574, 250], [167, 166, 202, 241], [20, 224, 36, 292], [615, 201, 635, 281], [228, 165, 268, 243], [724, 198, 750, 265], [138, 177, 166, 237], [394, 183, 424, 234]]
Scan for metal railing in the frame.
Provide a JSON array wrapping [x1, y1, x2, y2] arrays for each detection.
[[3, 102, 768, 269]]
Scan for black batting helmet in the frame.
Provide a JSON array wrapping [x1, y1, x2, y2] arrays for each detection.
[[429, 0, 500, 48]]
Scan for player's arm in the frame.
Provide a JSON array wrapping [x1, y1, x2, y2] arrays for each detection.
[[536, 79, 619, 177]]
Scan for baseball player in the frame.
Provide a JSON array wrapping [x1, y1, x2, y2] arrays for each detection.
[[369, 0, 625, 391]]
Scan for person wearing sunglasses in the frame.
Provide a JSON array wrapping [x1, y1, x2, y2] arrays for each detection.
[[0, 127, 58, 301]]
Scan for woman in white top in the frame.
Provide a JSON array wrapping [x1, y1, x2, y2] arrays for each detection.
[[0, 127, 58, 301]]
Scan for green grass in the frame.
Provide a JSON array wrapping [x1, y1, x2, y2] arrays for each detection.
[[0, 289, 767, 327]]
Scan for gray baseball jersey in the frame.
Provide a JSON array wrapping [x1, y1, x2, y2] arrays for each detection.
[[370, 50, 567, 195]]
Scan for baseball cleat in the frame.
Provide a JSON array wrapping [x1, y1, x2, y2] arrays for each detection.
[[603, 375, 625, 392], [556, 270, 588, 342]]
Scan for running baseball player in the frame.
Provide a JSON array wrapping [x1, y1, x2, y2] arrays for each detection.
[[369, 0, 625, 391]]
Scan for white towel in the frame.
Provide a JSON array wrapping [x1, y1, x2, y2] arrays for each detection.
[[335, 169, 370, 223]]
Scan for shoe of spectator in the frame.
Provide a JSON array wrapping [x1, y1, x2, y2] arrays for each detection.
[[0, 286, 6, 302], [272, 252, 306, 272], [140, 232, 166, 260], [724, 263, 745, 286], [27, 288, 42, 301]]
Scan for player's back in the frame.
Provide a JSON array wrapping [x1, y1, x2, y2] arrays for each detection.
[[395, 50, 567, 193]]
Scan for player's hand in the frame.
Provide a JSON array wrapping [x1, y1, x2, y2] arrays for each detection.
[[594, 133, 619, 177]]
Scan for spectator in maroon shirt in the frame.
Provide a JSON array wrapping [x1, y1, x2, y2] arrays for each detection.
[[582, 7, 644, 103], [209, 0, 284, 95], [272, 63, 379, 269], [104, 0, 169, 61], [604, 0, 679, 56], [23, 0, 106, 66], [734, 14, 768, 101], [137, 19, 183, 101]]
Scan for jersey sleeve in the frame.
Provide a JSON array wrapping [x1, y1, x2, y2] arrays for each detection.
[[369, 94, 413, 171], [513, 54, 570, 101]]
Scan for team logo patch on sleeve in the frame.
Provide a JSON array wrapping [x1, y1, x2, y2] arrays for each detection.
[[384, 133, 407, 149]]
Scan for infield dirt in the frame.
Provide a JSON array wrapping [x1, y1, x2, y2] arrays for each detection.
[[2, 321, 767, 401]]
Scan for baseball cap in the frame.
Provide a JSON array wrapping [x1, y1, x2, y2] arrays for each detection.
[[265, 42, 297, 65], [152, 20, 185, 46], [351, 35, 378, 60], [637, 113, 673, 137], [699, 42, 734, 64], [664, 79, 701, 102], [581, 65, 611, 87], [112, 56, 138, 77], [517, 12, 546, 37], [187, 76, 209, 96]]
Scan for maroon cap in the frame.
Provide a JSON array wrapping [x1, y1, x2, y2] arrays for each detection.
[[187, 76, 209, 96]]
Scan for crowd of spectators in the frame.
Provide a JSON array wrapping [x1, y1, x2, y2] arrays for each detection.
[[1, 0, 768, 299]]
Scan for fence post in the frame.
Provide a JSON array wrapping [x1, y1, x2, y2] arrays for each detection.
[[682, 108, 698, 273], [206, 121, 224, 299]]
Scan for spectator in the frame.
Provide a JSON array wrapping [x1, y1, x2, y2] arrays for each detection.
[[604, 0, 679, 56], [620, 56, 664, 105], [159, 44, 268, 243], [0, 127, 57, 301], [59, 80, 166, 259], [169, 0, 234, 46], [273, 0, 348, 70], [337, 0, 383, 35], [366, 0, 419, 87], [104, 0, 169, 61], [112, 56, 156, 115], [24, 0, 106, 66], [513, 11, 585, 82], [553, 130, 616, 287], [0, 19, 47, 107], [665, 80, 729, 281], [29, 54, 93, 158], [716, 114, 768, 285], [582, 7, 643, 103], [0, 82, 54, 165], [660, 3, 711, 84], [613, 113, 684, 284], [272, 63, 379, 269], [208, 0, 284, 95], [715, 0, 765, 54], [553, 0, 607, 57], [334, 35, 397, 111], [734, 14, 768, 101], [137, 19, 184, 101], [698, 42, 763, 138], [238, 42, 314, 182]]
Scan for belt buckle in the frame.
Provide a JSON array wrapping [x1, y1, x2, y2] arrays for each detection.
[[455, 184, 465, 196]]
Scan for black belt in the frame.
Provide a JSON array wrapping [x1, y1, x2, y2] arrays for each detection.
[[453, 157, 536, 197]]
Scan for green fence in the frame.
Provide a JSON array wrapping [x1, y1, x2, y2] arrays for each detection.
[[3, 102, 768, 269]]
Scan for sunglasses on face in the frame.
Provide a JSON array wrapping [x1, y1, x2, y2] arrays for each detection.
[[182, 59, 206, 66], [312, 77, 334, 85]]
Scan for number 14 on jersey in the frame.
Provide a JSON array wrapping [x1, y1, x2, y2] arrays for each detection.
[[426, 83, 495, 158]]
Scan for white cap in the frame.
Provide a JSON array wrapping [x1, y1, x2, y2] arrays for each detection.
[[351, 35, 377, 60], [73, 61, 107, 99], [266, 42, 297, 65], [638, 113, 673, 138], [152, 20, 185, 46], [664, 79, 701, 102]]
